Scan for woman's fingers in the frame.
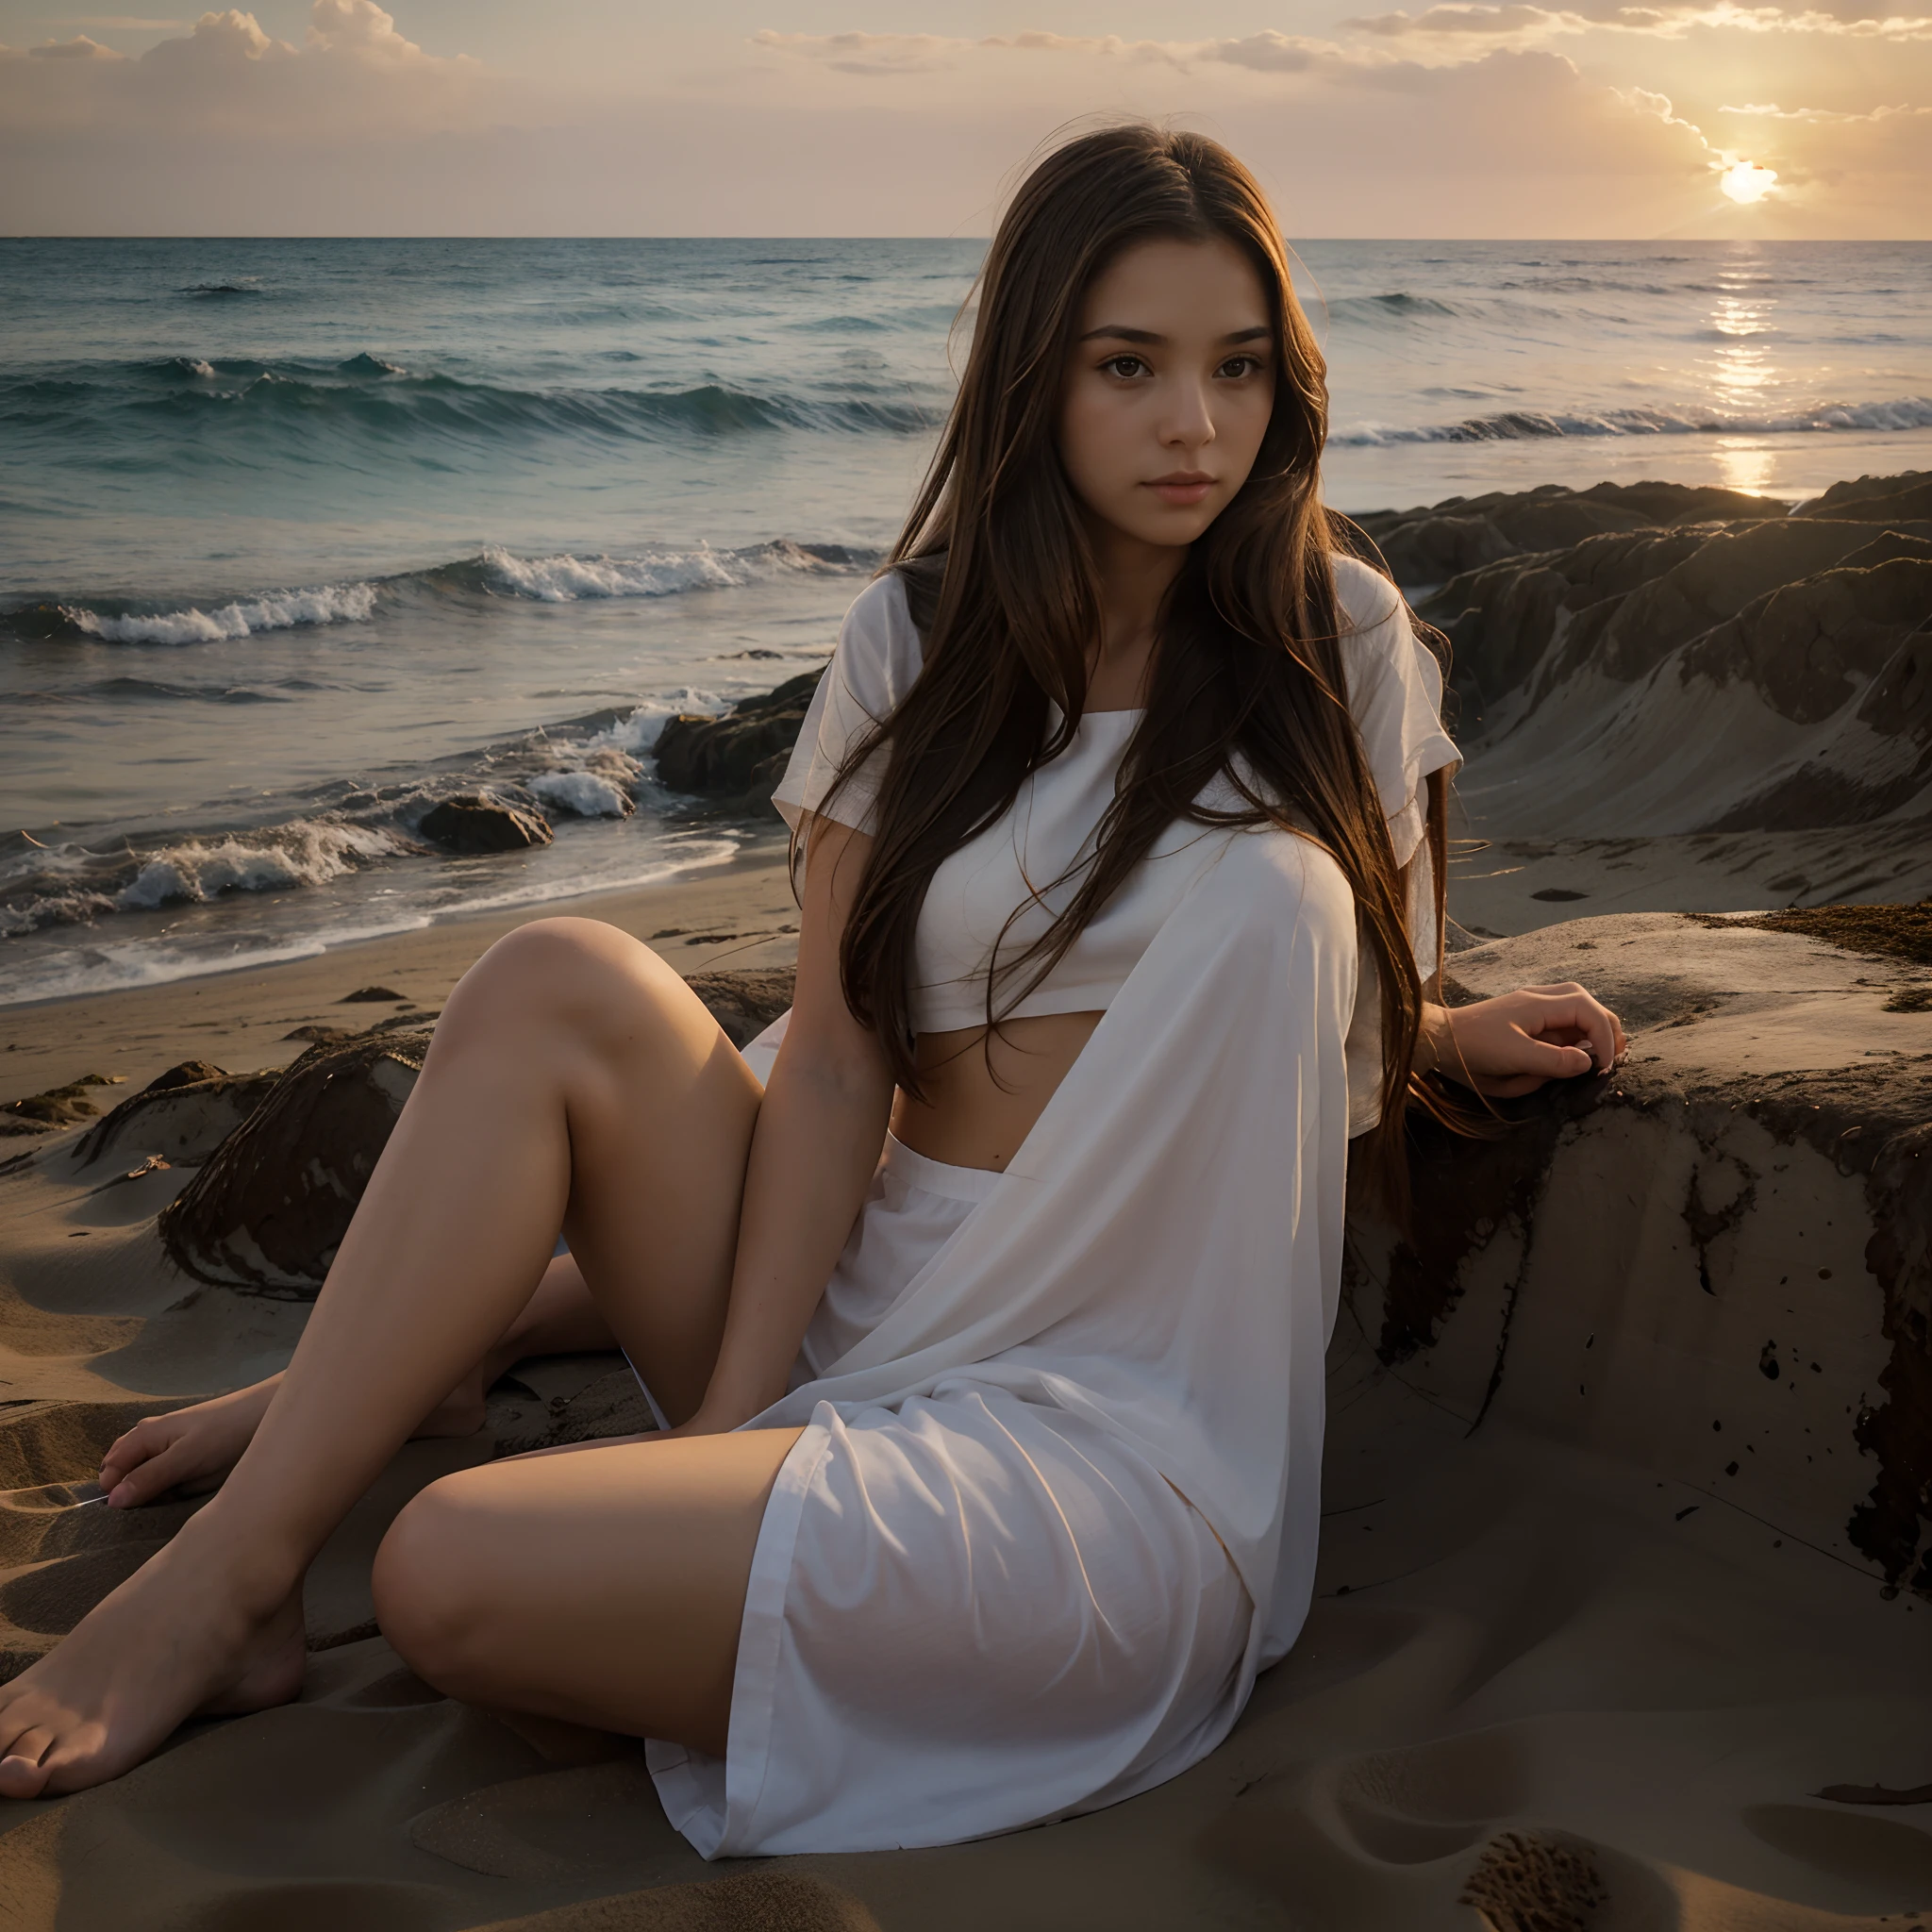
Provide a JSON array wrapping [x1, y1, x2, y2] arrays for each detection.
[[98, 1417, 175, 1491], [100, 1414, 226, 1507], [1512, 1031, 1597, 1080], [1516, 983, 1624, 1072]]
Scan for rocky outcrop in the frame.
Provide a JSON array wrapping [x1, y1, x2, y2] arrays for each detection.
[[1, 1074, 125, 1138], [1345, 908, 1932, 1592], [157, 1031, 432, 1297], [654, 672, 822, 801], [417, 792, 554, 855], [1423, 471, 1932, 836], [1353, 479, 1786, 591], [73, 1062, 281, 1170], [1799, 471, 1932, 525]]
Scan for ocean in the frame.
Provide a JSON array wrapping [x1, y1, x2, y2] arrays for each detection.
[[4, 236, 1930, 1008]]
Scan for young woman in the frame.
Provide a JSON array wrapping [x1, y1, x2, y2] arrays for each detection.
[[0, 126, 1623, 1846]]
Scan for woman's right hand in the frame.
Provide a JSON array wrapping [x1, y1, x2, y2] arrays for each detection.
[[98, 1377, 281, 1508]]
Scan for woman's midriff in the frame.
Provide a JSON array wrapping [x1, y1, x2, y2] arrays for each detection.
[[888, 1010, 1104, 1172]]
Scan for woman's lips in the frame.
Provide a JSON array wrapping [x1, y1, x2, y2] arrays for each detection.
[[1147, 475, 1215, 507]]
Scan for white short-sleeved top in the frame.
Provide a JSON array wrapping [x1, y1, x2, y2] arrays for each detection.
[[770, 555, 1460, 1131]]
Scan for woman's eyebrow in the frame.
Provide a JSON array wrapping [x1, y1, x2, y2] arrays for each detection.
[[1077, 325, 1273, 345]]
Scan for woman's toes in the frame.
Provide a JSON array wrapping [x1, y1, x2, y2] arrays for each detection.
[[0, 1728, 55, 1799]]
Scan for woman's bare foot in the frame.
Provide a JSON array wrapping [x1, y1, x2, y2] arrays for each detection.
[[0, 1526, 307, 1798]]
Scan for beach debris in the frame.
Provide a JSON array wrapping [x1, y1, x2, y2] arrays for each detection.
[[282, 1024, 358, 1044], [1816, 1775, 1932, 1805], [1461, 1831, 1607, 1932], [339, 985, 407, 1003], [73, 1063, 281, 1171], [654, 670, 822, 801], [2, 1073, 125, 1138], [417, 791, 554, 855], [158, 1030, 432, 1298]]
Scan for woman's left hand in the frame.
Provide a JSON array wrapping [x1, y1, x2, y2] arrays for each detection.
[[1420, 982, 1626, 1099]]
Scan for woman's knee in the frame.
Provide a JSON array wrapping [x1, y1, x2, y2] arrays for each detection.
[[438, 917, 686, 1058], [372, 1474, 507, 1695]]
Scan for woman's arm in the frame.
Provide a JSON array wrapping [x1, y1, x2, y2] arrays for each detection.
[[680, 817, 895, 1433], [1414, 983, 1626, 1099]]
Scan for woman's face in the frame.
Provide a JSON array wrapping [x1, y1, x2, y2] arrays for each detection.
[[1058, 234, 1277, 555]]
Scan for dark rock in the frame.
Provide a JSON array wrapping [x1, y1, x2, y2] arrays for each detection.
[[158, 1031, 433, 1298], [142, 1059, 228, 1093], [1796, 469, 1932, 525], [1357, 479, 1785, 590], [1582, 518, 1910, 687], [74, 1065, 282, 1170], [684, 967, 797, 1046], [418, 793, 553, 855], [654, 671, 824, 801], [1423, 517, 1922, 719], [340, 985, 406, 1004], [1351, 911, 1932, 1589], [1, 1074, 125, 1138]]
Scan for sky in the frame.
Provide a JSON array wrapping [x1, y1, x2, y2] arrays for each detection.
[[0, 1, 1925, 237]]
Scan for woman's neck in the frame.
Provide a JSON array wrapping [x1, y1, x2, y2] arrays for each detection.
[[1084, 518, 1187, 712]]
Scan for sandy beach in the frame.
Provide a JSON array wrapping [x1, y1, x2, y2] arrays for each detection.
[[1, 469, 1929, 1928]]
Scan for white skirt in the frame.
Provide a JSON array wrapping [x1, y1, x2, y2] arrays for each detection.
[[644, 1133, 1254, 1857]]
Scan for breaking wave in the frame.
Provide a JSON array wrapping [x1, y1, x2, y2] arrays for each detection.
[[55, 582, 379, 645], [1, 356, 944, 450], [8, 540, 873, 647], [0, 817, 413, 938], [1335, 395, 1932, 445]]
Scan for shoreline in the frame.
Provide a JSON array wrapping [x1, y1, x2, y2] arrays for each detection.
[[0, 833, 798, 1110]]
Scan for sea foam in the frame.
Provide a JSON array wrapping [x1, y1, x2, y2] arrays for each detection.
[[1337, 394, 1932, 445], [60, 582, 379, 645], [116, 821, 406, 910]]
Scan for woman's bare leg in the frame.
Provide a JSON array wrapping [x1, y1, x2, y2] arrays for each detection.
[[375, 1428, 804, 1757], [0, 916, 765, 1798], [416, 1252, 616, 1438], [97, 1256, 616, 1509]]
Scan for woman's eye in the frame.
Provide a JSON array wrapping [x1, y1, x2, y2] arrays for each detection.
[[1219, 355, 1265, 379], [1102, 355, 1147, 379]]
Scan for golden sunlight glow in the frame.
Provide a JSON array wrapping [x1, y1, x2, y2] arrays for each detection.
[[1719, 161, 1779, 206]]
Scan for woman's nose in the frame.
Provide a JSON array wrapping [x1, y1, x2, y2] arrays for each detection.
[[1159, 378, 1216, 449]]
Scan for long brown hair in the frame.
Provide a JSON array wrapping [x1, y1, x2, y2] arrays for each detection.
[[811, 123, 1456, 1210]]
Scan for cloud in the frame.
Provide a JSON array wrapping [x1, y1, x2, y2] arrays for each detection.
[[749, 29, 1202, 74], [2, 1, 493, 142], [1346, 1, 1932, 40], [2, 5, 1924, 238], [28, 34, 125, 58], [1721, 95, 1924, 113]]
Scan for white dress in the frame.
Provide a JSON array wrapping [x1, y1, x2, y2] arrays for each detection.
[[644, 558, 1460, 1857]]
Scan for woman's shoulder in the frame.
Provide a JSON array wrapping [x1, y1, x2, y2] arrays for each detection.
[[1324, 549, 1460, 810], [831, 569, 925, 711], [1329, 551, 1407, 648]]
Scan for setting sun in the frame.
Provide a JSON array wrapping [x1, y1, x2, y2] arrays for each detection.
[[1720, 159, 1780, 205]]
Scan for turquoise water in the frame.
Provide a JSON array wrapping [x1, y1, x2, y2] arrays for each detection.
[[4, 237, 1930, 1005]]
